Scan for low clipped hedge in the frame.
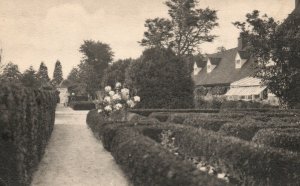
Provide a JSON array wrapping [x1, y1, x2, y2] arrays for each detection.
[[102, 127, 229, 186], [219, 117, 300, 141], [129, 109, 220, 117], [0, 84, 57, 186], [148, 112, 170, 122], [170, 126, 300, 185], [253, 128, 300, 152], [183, 118, 231, 131], [69, 101, 96, 110]]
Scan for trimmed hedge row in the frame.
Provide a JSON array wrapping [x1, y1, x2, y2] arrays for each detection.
[[133, 124, 300, 186], [69, 101, 96, 110], [86, 110, 229, 186], [172, 127, 300, 185], [253, 128, 300, 152], [219, 117, 300, 141], [102, 126, 229, 186], [0, 84, 57, 186], [129, 109, 220, 117]]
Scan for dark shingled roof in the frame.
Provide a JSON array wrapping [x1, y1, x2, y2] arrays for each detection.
[[192, 47, 255, 86]]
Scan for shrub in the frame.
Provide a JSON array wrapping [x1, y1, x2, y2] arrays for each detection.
[[103, 127, 229, 186], [219, 117, 300, 141], [253, 128, 300, 152], [69, 101, 95, 110], [183, 118, 231, 131], [0, 84, 57, 186], [171, 127, 300, 186], [148, 112, 170, 122], [129, 109, 219, 117], [125, 48, 194, 109]]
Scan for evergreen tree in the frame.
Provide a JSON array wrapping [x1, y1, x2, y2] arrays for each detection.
[[0, 62, 22, 83], [37, 62, 50, 86], [21, 66, 41, 88], [52, 60, 63, 86]]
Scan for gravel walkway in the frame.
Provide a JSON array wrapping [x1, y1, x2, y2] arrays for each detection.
[[31, 105, 129, 186]]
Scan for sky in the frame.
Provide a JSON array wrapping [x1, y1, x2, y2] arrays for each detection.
[[0, 0, 295, 78]]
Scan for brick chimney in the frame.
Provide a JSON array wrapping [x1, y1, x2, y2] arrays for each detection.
[[237, 34, 246, 50]]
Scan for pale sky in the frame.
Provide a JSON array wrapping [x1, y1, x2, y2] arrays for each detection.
[[0, 0, 295, 78]]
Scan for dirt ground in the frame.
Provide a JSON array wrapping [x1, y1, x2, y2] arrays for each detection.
[[31, 105, 129, 186]]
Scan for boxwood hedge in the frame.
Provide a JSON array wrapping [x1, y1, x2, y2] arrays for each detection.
[[253, 128, 300, 152], [0, 84, 57, 186]]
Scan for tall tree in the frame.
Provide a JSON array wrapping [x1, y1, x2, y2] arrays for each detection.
[[21, 66, 41, 88], [67, 67, 80, 83], [37, 62, 50, 86], [102, 58, 132, 87], [140, 0, 218, 56], [233, 10, 300, 108], [79, 40, 114, 95], [52, 60, 63, 86], [0, 62, 22, 83]]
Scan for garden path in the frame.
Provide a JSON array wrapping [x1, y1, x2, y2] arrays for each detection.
[[31, 105, 129, 186]]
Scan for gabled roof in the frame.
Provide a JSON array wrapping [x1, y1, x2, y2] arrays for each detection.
[[192, 47, 255, 86]]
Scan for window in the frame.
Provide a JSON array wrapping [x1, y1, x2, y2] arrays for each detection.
[[236, 59, 241, 64], [247, 95, 252, 100], [254, 95, 260, 99], [240, 96, 245, 99]]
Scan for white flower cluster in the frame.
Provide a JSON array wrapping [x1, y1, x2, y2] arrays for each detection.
[[97, 82, 140, 116]]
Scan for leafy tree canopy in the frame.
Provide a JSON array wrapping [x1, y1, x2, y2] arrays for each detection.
[[140, 0, 218, 56], [234, 10, 300, 108], [102, 58, 132, 87]]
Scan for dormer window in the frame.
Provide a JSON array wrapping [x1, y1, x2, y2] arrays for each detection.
[[235, 52, 247, 69], [206, 58, 219, 73], [193, 62, 202, 75]]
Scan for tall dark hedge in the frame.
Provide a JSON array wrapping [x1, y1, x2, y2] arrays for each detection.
[[0, 83, 57, 186], [126, 48, 194, 109]]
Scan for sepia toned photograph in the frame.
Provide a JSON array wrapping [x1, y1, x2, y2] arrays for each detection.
[[0, 0, 299, 185]]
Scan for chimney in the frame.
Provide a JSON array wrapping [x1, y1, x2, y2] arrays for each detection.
[[296, 0, 300, 9], [237, 34, 245, 50]]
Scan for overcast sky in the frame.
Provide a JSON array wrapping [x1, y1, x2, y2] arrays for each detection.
[[0, 0, 295, 78]]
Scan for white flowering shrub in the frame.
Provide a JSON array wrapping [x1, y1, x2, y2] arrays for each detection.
[[96, 82, 140, 118]]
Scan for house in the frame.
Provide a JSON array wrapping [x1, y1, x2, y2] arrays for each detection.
[[192, 36, 255, 96], [193, 0, 299, 104]]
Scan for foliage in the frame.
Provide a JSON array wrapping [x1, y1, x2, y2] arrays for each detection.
[[21, 66, 41, 88], [67, 67, 80, 83], [0, 62, 22, 83], [52, 60, 63, 86], [92, 125, 228, 186], [37, 62, 51, 87], [252, 128, 300, 152], [172, 125, 300, 185], [78, 40, 114, 96], [0, 83, 57, 186], [102, 58, 132, 87], [140, 0, 218, 56], [125, 48, 194, 109], [233, 10, 300, 108]]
